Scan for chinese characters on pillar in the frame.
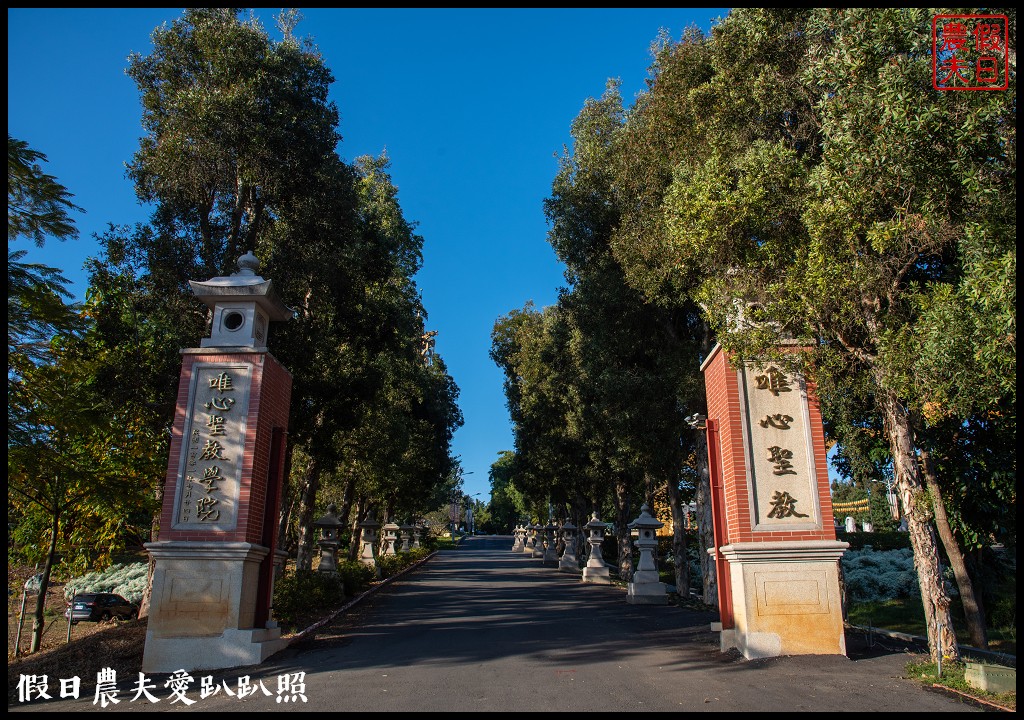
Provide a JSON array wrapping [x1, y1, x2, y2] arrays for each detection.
[[175, 365, 252, 529], [746, 364, 816, 527], [932, 14, 1009, 91]]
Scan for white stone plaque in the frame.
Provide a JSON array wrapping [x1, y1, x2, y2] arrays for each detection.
[[172, 363, 253, 531], [741, 362, 821, 530]]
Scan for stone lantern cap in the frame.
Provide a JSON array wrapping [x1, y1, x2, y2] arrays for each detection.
[[561, 521, 577, 533], [360, 512, 381, 530], [628, 504, 663, 531], [314, 503, 342, 533], [189, 252, 294, 321], [382, 519, 400, 533], [629, 504, 663, 545], [586, 514, 607, 532], [544, 519, 558, 531]]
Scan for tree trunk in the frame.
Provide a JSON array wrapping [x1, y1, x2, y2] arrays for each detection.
[[30, 511, 60, 654], [879, 389, 959, 663], [917, 431, 988, 649], [694, 427, 718, 606], [293, 455, 321, 572], [613, 477, 633, 582], [337, 469, 357, 530], [276, 443, 296, 552], [348, 496, 366, 561], [665, 475, 690, 598]]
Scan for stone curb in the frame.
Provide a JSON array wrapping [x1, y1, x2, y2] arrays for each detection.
[[288, 550, 439, 643]]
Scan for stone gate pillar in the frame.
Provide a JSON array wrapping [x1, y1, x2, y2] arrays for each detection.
[[143, 252, 294, 673], [701, 343, 847, 660]]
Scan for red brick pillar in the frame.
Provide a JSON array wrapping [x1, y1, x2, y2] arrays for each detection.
[[143, 253, 295, 674], [700, 344, 847, 659]]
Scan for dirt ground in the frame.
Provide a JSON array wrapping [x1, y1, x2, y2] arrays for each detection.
[[7, 565, 116, 660]]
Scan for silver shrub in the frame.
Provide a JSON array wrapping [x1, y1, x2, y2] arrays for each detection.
[[841, 546, 918, 603], [64, 562, 148, 605]]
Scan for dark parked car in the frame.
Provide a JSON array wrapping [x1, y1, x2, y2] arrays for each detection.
[[65, 593, 138, 623]]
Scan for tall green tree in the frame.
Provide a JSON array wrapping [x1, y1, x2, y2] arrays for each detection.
[[543, 80, 707, 586], [8, 135, 88, 652], [86, 9, 461, 581], [487, 450, 528, 533], [9, 342, 150, 652]]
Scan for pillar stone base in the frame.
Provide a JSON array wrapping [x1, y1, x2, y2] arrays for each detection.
[[581, 565, 611, 584], [142, 541, 287, 674], [718, 540, 848, 659]]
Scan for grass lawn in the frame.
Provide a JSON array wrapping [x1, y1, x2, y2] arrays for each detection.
[[848, 596, 1016, 656]]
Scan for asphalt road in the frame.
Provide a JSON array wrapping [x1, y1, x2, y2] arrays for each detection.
[[12, 535, 983, 712]]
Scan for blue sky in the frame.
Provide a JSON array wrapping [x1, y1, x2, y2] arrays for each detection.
[[8, 8, 731, 501]]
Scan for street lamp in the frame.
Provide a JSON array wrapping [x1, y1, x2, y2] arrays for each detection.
[[465, 492, 481, 535]]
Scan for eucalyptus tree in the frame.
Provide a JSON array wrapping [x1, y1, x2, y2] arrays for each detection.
[[491, 302, 589, 517], [541, 80, 706, 586], [605, 30, 726, 602], [487, 450, 528, 533]]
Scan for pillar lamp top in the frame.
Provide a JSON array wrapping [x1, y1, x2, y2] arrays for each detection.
[[189, 251, 295, 351]]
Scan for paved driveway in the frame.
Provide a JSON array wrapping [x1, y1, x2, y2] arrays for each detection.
[[11, 535, 982, 712]]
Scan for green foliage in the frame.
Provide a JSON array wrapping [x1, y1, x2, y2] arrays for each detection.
[[8, 134, 83, 246], [8, 134, 84, 393], [377, 554, 404, 578], [839, 530, 912, 552], [377, 550, 428, 579], [272, 570, 346, 625], [486, 451, 527, 533], [336, 561, 375, 598]]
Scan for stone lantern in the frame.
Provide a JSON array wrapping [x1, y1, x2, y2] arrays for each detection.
[[412, 522, 424, 549], [626, 503, 666, 604], [558, 521, 579, 573], [381, 519, 400, 556], [515, 523, 527, 552], [531, 523, 545, 558], [399, 524, 412, 552], [313, 503, 343, 575], [510, 524, 521, 552], [523, 523, 536, 554], [359, 511, 381, 576], [542, 519, 559, 566], [582, 513, 611, 584]]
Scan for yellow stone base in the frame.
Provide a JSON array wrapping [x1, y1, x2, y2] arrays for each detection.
[[719, 541, 848, 659], [142, 541, 284, 673]]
